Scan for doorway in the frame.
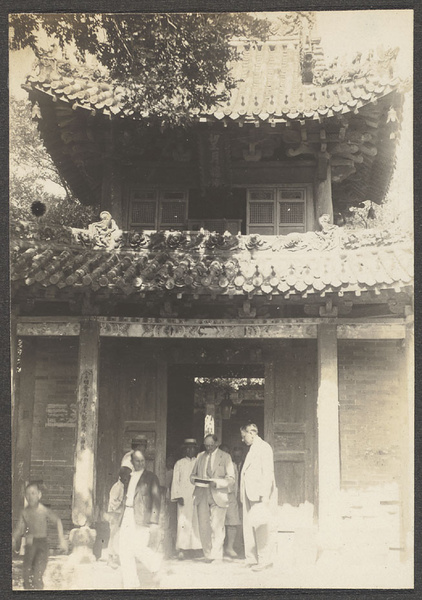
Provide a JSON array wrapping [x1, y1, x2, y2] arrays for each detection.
[[166, 363, 264, 461]]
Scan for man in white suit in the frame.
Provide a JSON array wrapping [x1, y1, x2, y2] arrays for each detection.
[[240, 423, 276, 571], [190, 434, 235, 562]]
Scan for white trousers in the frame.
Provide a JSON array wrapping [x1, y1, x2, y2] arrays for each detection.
[[119, 508, 161, 588], [196, 489, 227, 560]]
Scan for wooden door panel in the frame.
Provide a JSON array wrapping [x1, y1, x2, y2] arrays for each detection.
[[265, 340, 316, 508], [97, 341, 167, 517], [276, 461, 305, 506], [120, 349, 167, 485]]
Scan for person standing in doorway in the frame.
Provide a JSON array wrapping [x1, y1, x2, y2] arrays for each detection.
[[240, 423, 277, 572], [121, 435, 148, 470], [118, 450, 162, 588], [171, 439, 202, 560], [190, 434, 235, 563]]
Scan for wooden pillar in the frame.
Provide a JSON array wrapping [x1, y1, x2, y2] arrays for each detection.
[[101, 157, 123, 228], [317, 323, 340, 546], [215, 406, 222, 444], [264, 359, 275, 449], [155, 359, 168, 486], [314, 157, 333, 224], [72, 320, 100, 527], [12, 337, 36, 523]]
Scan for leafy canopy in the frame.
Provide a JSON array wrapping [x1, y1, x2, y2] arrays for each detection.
[[10, 13, 270, 125], [10, 96, 96, 227]]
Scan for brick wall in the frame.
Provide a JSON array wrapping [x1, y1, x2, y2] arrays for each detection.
[[337, 339, 406, 555], [29, 338, 79, 544]]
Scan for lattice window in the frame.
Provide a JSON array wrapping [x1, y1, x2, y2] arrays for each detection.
[[249, 190, 274, 201], [132, 201, 156, 225], [161, 201, 186, 225], [249, 202, 274, 224], [133, 191, 156, 201], [279, 202, 305, 224], [130, 189, 188, 230], [280, 189, 304, 200], [247, 186, 309, 235], [163, 191, 185, 201]]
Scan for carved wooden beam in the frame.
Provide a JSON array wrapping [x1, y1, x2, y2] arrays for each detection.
[[287, 143, 316, 157], [160, 300, 178, 318], [243, 142, 263, 162], [16, 317, 407, 339], [319, 298, 338, 317], [337, 324, 406, 339], [238, 300, 257, 318]]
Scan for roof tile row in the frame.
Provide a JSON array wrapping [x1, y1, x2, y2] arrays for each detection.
[[11, 229, 412, 300], [25, 43, 404, 123]]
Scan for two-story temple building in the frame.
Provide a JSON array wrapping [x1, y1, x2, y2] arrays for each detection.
[[11, 18, 413, 568]]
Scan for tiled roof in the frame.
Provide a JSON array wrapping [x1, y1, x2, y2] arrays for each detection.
[[11, 224, 413, 300], [24, 42, 404, 124]]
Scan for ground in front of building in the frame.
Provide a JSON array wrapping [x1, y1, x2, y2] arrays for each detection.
[[12, 546, 412, 590]]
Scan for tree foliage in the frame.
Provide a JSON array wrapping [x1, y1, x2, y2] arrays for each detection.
[[10, 13, 270, 125], [343, 198, 411, 233], [10, 96, 96, 228]]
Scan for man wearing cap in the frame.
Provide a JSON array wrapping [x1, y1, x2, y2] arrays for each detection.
[[121, 435, 148, 470], [170, 439, 202, 559], [190, 434, 235, 563]]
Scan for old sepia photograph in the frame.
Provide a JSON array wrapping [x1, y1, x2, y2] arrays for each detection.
[[9, 9, 413, 591]]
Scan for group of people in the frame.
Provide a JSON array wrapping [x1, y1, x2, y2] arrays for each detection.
[[12, 424, 277, 590], [168, 424, 277, 572]]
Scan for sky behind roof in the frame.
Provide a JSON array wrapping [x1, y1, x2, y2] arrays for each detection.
[[9, 10, 413, 98]]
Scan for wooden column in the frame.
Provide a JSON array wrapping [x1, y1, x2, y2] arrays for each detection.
[[72, 320, 100, 527], [12, 338, 36, 523], [101, 157, 123, 228], [214, 406, 222, 444], [264, 359, 275, 450], [314, 157, 333, 224], [155, 358, 168, 486], [317, 324, 340, 546]]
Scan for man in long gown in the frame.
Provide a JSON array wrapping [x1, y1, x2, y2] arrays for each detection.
[[170, 439, 202, 560]]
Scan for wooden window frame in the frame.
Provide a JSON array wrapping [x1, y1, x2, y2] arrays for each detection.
[[247, 184, 312, 235], [129, 188, 188, 230]]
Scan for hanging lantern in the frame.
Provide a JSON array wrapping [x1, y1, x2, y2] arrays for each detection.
[[220, 391, 232, 420], [231, 390, 243, 405], [205, 388, 216, 404], [221, 404, 232, 420], [213, 389, 224, 406], [367, 202, 376, 220]]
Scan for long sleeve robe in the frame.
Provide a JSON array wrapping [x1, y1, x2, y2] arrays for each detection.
[[171, 457, 202, 550]]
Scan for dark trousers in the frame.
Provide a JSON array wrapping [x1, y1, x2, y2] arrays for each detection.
[[23, 538, 49, 589]]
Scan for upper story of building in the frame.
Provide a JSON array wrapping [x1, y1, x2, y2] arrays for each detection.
[[21, 14, 406, 238], [11, 14, 412, 320]]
